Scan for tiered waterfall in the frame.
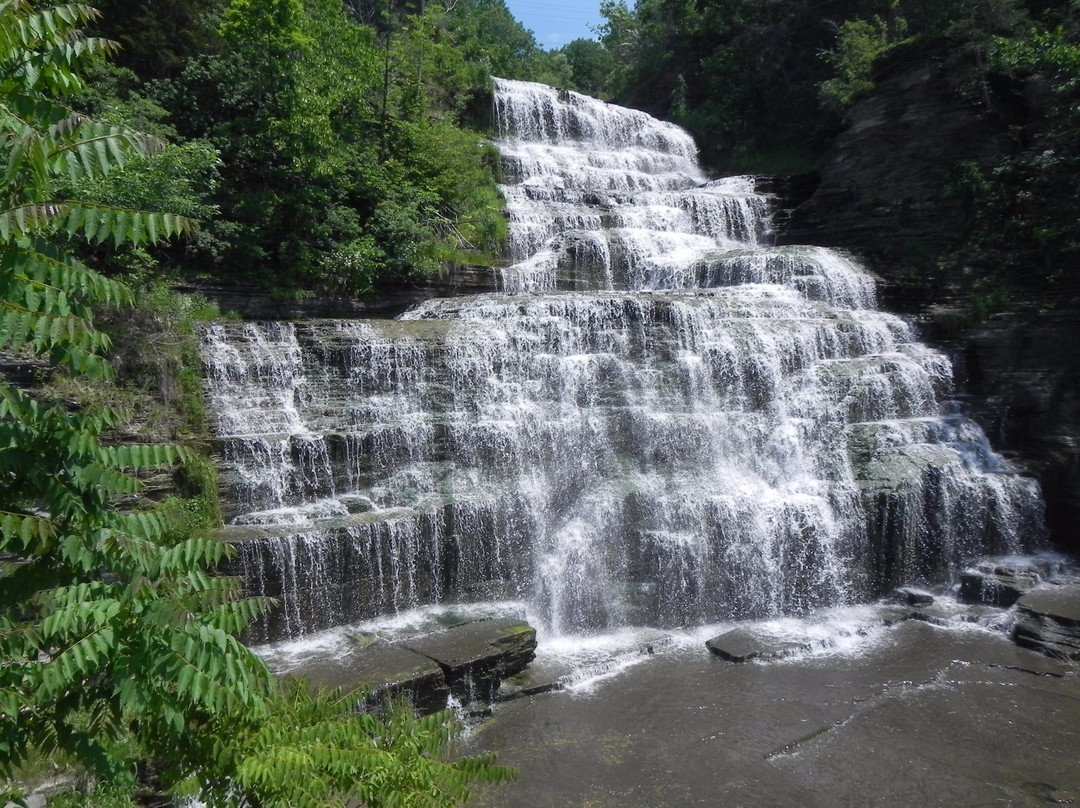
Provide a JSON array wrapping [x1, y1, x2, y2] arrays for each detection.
[[203, 79, 1044, 643]]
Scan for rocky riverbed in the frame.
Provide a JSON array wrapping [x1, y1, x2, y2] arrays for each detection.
[[236, 554, 1080, 808], [462, 599, 1080, 808]]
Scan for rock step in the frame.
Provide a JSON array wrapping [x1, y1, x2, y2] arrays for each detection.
[[404, 617, 537, 702], [281, 617, 537, 714], [281, 640, 449, 716], [1014, 584, 1080, 661], [893, 586, 935, 606], [958, 557, 1062, 608]]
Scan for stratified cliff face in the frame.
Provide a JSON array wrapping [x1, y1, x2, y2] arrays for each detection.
[[781, 39, 1012, 303], [946, 312, 1080, 553], [779, 40, 1080, 552]]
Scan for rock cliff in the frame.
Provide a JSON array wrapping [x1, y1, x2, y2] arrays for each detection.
[[779, 39, 1080, 552]]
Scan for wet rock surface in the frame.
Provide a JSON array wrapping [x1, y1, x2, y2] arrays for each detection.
[[960, 555, 1072, 607], [276, 638, 450, 715], [465, 611, 1080, 808], [705, 627, 812, 663], [404, 617, 537, 701], [498, 629, 673, 701], [265, 617, 537, 714], [893, 586, 934, 606], [1014, 584, 1080, 660]]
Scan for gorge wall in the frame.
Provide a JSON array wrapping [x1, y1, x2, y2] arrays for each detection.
[[780, 40, 1080, 552]]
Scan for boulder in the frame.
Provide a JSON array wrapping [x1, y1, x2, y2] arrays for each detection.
[[1013, 584, 1080, 661], [405, 618, 537, 701], [705, 627, 811, 663]]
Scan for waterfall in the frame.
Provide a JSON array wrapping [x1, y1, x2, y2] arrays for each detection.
[[203, 79, 1044, 643]]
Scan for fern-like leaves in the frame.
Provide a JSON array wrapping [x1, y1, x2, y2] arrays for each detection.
[[214, 686, 516, 808]]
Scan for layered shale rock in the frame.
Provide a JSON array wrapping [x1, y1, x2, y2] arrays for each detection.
[[1014, 585, 1080, 661], [404, 618, 538, 702]]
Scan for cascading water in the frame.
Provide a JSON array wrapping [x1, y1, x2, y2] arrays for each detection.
[[203, 79, 1044, 644]]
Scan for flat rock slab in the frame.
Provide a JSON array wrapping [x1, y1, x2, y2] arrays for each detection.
[[706, 627, 811, 663], [1018, 584, 1080, 623], [405, 617, 537, 700], [285, 642, 449, 715], [1014, 583, 1080, 660], [465, 616, 1080, 808]]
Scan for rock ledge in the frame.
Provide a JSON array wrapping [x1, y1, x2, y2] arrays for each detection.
[[1014, 584, 1080, 661]]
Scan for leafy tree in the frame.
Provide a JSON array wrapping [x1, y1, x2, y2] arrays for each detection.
[[441, 0, 543, 79], [153, 0, 508, 294], [819, 16, 899, 110], [559, 38, 617, 97], [89, 0, 227, 81], [597, 0, 857, 170], [0, 3, 511, 805], [940, 24, 1080, 300], [590, 0, 1047, 171]]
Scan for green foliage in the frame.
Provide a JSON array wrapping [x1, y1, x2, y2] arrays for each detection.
[[2, 5, 513, 807], [219, 0, 310, 57], [993, 23, 1080, 86], [558, 38, 617, 98], [938, 23, 1080, 308], [150, 0, 510, 294], [88, 0, 226, 81], [47, 780, 139, 808], [0, 1, 188, 385], [68, 140, 224, 271], [80, 0, 548, 297], [940, 160, 995, 210], [433, 0, 543, 81], [820, 16, 900, 110], [596, 0, 852, 169], [519, 50, 574, 89], [91, 282, 224, 448], [202, 688, 515, 808], [592, 0, 1042, 170], [0, 2, 244, 794]]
